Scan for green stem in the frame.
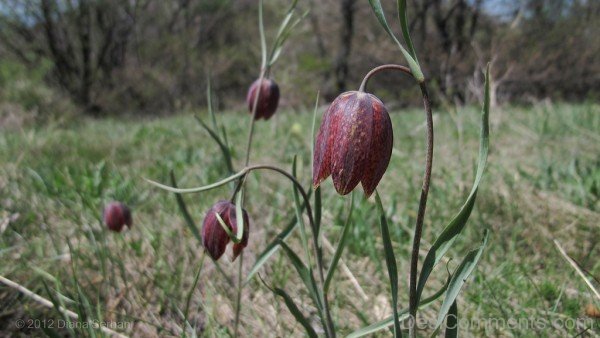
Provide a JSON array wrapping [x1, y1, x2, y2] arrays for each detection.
[[408, 81, 434, 338], [234, 252, 244, 337]]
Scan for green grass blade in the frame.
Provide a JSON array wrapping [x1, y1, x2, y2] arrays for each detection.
[[195, 116, 234, 174], [292, 155, 312, 265], [170, 171, 202, 243], [235, 187, 245, 241], [367, 0, 423, 81], [375, 192, 401, 337], [324, 191, 355, 293], [444, 301, 458, 338], [346, 275, 450, 338], [310, 91, 320, 170], [183, 255, 205, 338], [206, 75, 218, 131], [314, 186, 322, 243], [278, 240, 323, 311], [245, 189, 312, 283], [416, 64, 491, 304], [273, 286, 318, 338], [258, 0, 267, 69], [433, 230, 489, 331], [397, 0, 418, 61]]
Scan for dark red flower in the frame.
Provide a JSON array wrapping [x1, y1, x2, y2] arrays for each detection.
[[103, 202, 132, 232], [313, 91, 393, 197], [246, 78, 280, 120], [202, 200, 249, 261]]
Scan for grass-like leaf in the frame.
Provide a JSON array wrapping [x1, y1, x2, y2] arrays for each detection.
[[444, 301, 458, 338], [195, 116, 234, 174], [292, 155, 312, 265], [170, 171, 202, 243], [433, 230, 489, 332], [346, 276, 450, 338], [245, 188, 312, 282], [416, 64, 491, 304], [258, 0, 267, 69], [367, 0, 423, 81], [324, 191, 355, 293], [375, 192, 401, 337], [235, 187, 245, 241], [397, 0, 418, 61], [259, 275, 318, 338], [278, 240, 323, 311]]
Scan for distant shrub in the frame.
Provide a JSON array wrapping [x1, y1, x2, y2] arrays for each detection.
[[0, 59, 77, 128]]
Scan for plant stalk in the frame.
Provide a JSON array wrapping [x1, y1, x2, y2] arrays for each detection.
[[408, 82, 434, 338], [234, 251, 244, 337]]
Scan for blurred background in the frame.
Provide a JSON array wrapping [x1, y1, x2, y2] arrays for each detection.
[[0, 0, 598, 123]]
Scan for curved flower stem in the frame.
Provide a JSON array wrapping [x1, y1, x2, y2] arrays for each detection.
[[358, 64, 412, 92], [246, 164, 336, 338], [408, 82, 434, 338]]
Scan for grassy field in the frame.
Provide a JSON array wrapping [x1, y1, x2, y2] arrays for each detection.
[[0, 102, 599, 337]]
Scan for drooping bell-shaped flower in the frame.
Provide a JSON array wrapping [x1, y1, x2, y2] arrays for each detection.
[[202, 200, 249, 261], [103, 202, 132, 232], [246, 78, 280, 120], [313, 91, 393, 197]]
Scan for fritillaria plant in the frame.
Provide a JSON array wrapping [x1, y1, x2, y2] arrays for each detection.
[[147, 1, 492, 337]]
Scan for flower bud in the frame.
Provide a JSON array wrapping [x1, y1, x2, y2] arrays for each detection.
[[202, 200, 249, 261], [313, 91, 393, 197], [103, 202, 132, 232], [246, 78, 280, 120]]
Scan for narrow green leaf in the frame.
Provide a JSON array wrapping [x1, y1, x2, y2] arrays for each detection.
[[433, 230, 489, 331], [258, 0, 267, 69], [206, 75, 218, 131], [292, 155, 312, 265], [278, 240, 323, 311], [444, 301, 458, 338], [416, 64, 491, 304], [258, 275, 318, 338], [215, 212, 238, 243], [235, 187, 245, 241], [246, 189, 312, 282], [324, 191, 355, 293], [310, 91, 320, 169], [346, 278, 447, 338], [195, 116, 234, 174], [347, 274, 450, 338], [367, 0, 423, 81], [268, 0, 303, 66], [272, 287, 318, 338], [170, 171, 202, 243], [397, 0, 417, 61], [145, 170, 246, 194], [375, 192, 401, 337], [184, 256, 205, 337]]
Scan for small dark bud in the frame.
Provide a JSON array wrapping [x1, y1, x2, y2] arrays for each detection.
[[103, 202, 132, 232], [313, 91, 393, 197], [202, 200, 250, 261], [246, 78, 280, 120]]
